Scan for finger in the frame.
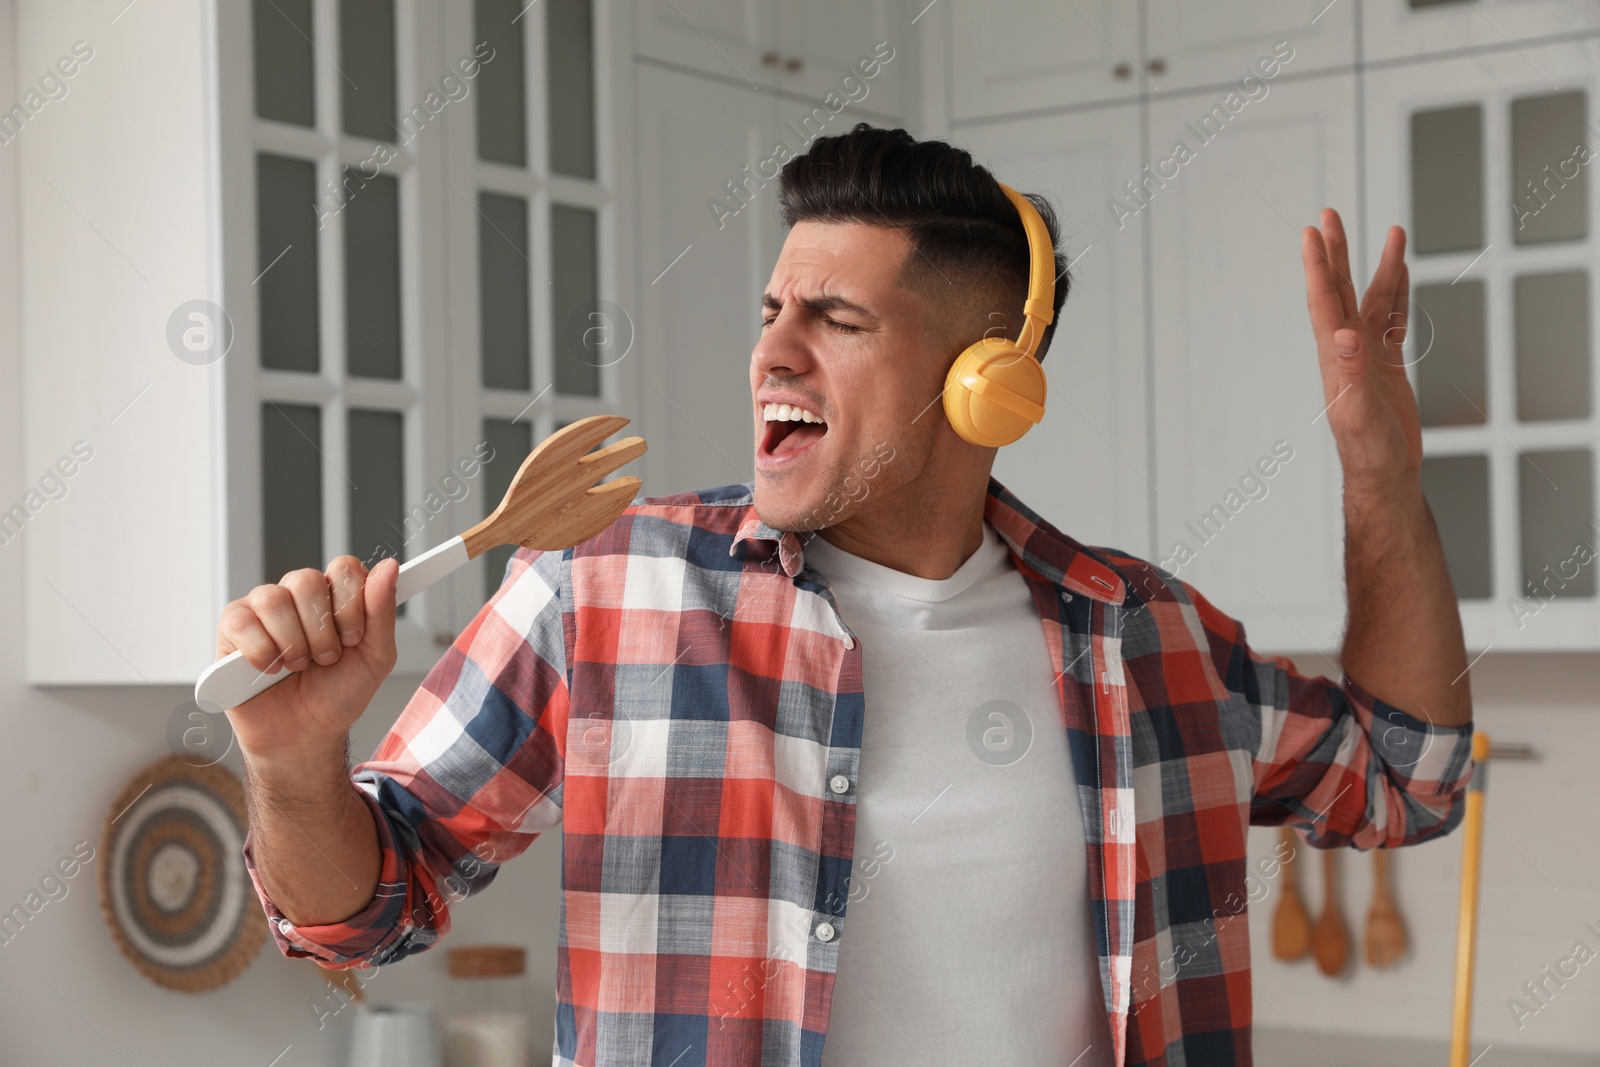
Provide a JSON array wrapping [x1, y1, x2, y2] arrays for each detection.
[[328, 555, 369, 647], [1301, 225, 1347, 339], [1385, 262, 1411, 361], [360, 556, 399, 669], [246, 583, 311, 672], [281, 567, 342, 667], [1359, 225, 1407, 324], [1321, 208, 1359, 321], [217, 600, 287, 674]]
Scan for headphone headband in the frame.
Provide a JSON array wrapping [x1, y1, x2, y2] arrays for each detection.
[[995, 181, 1056, 361]]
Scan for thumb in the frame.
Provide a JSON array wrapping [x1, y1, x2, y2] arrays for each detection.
[[361, 556, 399, 664], [1334, 327, 1367, 380]]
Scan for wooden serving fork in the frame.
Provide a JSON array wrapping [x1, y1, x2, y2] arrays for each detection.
[[195, 414, 645, 712]]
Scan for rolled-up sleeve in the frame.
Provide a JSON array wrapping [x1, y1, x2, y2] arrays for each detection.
[[1180, 575, 1475, 849], [243, 546, 571, 967]]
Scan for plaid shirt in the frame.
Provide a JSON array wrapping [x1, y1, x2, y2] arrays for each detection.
[[244, 477, 1475, 1067]]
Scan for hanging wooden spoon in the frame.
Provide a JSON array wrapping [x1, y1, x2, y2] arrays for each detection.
[[1272, 825, 1313, 961], [1365, 848, 1407, 968], [196, 414, 645, 712], [1312, 849, 1351, 977]]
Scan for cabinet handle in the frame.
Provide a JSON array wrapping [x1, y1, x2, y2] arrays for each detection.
[[762, 50, 781, 67], [1147, 57, 1167, 75], [784, 56, 803, 73], [1113, 62, 1132, 80]]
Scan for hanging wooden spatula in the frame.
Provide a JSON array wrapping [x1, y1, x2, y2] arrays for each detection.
[[196, 414, 645, 713], [1312, 849, 1351, 977], [1365, 848, 1407, 968], [1272, 825, 1313, 961]]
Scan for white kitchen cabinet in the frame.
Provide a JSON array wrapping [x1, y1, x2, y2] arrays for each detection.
[[1365, 39, 1600, 650], [633, 62, 783, 496], [1142, 0, 1354, 93], [957, 109, 1153, 557], [1362, 0, 1600, 66], [22, 0, 634, 685], [1145, 73, 1360, 654], [633, 0, 911, 120], [943, 0, 1141, 121]]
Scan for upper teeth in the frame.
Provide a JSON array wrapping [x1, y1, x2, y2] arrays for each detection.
[[763, 402, 823, 424]]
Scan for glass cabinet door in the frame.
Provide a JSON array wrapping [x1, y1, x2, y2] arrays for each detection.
[[443, 0, 627, 611], [1367, 41, 1600, 648], [227, 0, 452, 666]]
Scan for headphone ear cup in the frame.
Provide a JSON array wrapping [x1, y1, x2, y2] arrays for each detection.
[[943, 340, 1047, 448]]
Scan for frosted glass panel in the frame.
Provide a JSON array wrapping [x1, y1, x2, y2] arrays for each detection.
[[1411, 105, 1483, 254], [552, 204, 601, 396], [348, 408, 408, 618], [482, 418, 533, 598], [261, 402, 323, 583], [1516, 270, 1590, 422], [254, 0, 314, 126], [1519, 450, 1594, 599], [256, 153, 321, 373], [1511, 91, 1587, 245], [340, 0, 397, 140], [476, 0, 528, 166], [479, 193, 532, 390], [1420, 454, 1492, 600], [547, 0, 597, 178], [344, 170, 402, 379], [1414, 280, 1486, 426]]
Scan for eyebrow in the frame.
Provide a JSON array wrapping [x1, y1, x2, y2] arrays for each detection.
[[761, 292, 879, 321]]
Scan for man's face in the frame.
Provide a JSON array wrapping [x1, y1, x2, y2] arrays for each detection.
[[750, 220, 961, 532]]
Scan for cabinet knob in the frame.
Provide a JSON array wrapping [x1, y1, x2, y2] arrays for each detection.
[[784, 56, 803, 73], [762, 50, 781, 67], [1147, 57, 1167, 75], [1113, 62, 1132, 80], [433, 631, 455, 648]]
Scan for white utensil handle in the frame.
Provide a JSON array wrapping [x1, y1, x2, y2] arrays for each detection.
[[194, 536, 472, 712]]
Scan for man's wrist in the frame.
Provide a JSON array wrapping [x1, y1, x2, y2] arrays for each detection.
[[241, 734, 352, 801]]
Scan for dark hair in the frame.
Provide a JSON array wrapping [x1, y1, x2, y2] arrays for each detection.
[[777, 123, 1070, 361]]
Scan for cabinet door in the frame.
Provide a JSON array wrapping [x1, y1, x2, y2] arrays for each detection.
[[957, 108, 1152, 557], [944, 0, 1141, 121], [1142, 0, 1354, 93], [772, 0, 908, 122], [633, 0, 776, 88], [1364, 0, 1600, 65], [1366, 42, 1600, 650], [1147, 74, 1359, 654], [635, 64, 783, 495]]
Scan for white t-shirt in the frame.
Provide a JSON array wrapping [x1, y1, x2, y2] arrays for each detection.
[[803, 520, 1113, 1067]]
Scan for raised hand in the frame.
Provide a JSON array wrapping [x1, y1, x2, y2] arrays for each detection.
[[1301, 208, 1421, 490]]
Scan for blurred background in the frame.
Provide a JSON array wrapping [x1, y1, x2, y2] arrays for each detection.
[[0, 0, 1597, 1063]]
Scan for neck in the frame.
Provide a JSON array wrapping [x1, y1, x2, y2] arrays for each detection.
[[813, 466, 991, 580]]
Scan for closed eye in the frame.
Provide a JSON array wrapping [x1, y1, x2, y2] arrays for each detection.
[[826, 319, 863, 333]]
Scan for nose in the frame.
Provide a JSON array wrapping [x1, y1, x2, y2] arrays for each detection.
[[751, 306, 814, 380]]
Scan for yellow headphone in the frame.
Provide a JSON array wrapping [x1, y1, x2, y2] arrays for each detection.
[[941, 181, 1055, 448]]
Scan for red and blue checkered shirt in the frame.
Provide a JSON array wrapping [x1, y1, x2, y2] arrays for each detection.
[[244, 477, 1475, 1067]]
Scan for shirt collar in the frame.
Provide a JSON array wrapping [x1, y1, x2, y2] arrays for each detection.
[[728, 477, 1129, 605]]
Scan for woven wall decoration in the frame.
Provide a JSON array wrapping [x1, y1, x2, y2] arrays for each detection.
[[98, 756, 265, 992]]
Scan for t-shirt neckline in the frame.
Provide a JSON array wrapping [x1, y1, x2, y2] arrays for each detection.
[[801, 520, 1010, 604]]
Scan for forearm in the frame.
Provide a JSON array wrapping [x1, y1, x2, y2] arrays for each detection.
[[243, 738, 383, 927], [1340, 470, 1472, 728]]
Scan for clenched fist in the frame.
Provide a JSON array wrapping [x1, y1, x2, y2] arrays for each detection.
[[215, 555, 400, 766]]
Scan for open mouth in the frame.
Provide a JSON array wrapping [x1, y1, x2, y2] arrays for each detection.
[[759, 402, 828, 462]]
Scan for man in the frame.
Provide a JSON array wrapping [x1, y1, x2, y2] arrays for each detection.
[[220, 124, 1474, 1067]]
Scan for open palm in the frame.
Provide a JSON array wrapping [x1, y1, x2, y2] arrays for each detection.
[[1301, 208, 1423, 487]]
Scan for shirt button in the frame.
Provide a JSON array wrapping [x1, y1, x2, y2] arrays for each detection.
[[842, 634, 855, 650], [278, 918, 295, 936], [815, 922, 836, 942], [829, 774, 850, 795]]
